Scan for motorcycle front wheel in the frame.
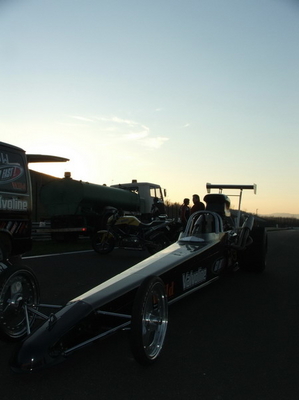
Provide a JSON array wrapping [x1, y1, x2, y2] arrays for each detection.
[[147, 232, 171, 255], [92, 231, 115, 254]]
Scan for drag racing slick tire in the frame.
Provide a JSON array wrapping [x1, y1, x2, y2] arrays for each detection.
[[238, 227, 267, 273]]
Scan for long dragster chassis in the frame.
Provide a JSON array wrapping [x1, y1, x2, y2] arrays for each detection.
[[0, 184, 267, 373]]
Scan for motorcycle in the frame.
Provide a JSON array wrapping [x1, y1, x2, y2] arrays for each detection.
[[92, 210, 181, 255]]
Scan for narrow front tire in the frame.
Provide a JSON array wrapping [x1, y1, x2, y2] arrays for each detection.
[[130, 276, 168, 365]]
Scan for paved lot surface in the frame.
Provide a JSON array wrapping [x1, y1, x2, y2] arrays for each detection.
[[0, 230, 298, 400]]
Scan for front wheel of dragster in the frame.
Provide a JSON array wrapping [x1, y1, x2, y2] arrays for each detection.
[[130, 276, 168, 365], [92, 231, 115, 254], [0, 263, 40, 342]]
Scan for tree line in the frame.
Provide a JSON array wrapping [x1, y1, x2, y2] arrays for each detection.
[[164, 201, 299, 228]]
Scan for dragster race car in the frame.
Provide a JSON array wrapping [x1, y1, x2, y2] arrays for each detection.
[[0, 184, 267, 373]]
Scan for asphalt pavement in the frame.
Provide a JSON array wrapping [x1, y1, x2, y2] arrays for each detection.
[[0, 230, 298, 400]]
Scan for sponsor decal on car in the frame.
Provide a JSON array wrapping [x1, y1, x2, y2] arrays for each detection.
[[165, 281, 175, 298], [212, 258, 226, 275], [0, 196, 28, 211], [182, 267, 207, 291], [0, 164, 24, 184]]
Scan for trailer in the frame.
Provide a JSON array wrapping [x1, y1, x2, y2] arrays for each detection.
[[0, 142, 69, 257], [0, 142, 32, 260]]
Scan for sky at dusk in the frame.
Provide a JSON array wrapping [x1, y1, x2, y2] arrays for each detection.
[[1, 0, 298, 215]]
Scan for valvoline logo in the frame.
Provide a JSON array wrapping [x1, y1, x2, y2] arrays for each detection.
[[0, 164, 24, 184]]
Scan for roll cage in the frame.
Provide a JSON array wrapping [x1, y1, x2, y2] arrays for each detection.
[[179, 183, 257, 246], [179, 211, 224, 243], [206, 183, 257, 228]]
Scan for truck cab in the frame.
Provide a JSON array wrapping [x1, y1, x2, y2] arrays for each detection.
[[0, 142, 32, 260], [110, 180, 166, 218]]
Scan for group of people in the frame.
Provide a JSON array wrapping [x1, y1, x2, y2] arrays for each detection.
[[150, 194, 206, 228], [180, 194, 205, 228]]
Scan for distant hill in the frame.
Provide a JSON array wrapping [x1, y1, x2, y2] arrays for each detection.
[[265, 213, 299, 219]]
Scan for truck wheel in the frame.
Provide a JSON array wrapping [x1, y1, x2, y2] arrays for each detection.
[[238, 227, 267, 273], [0, 264, 40, 341], [92, 231, 115, 254], [147, 233, 171, 255], [130, 276, 168, 365]]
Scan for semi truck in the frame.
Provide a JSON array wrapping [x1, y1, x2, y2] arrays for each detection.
[[36, 174, 168, 241], [0, 140, 168, 250]]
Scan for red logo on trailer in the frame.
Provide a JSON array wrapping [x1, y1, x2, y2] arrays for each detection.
[[0, 164, 24, 184]]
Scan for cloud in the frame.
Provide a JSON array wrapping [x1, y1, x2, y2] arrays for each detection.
[[141, 136, 169, 149], [95, 115, 168, 148], [69, 115, 95, 122], [66, 114, 169, 149], [94, 116, 140, 127], [124, 130, 149, 140]]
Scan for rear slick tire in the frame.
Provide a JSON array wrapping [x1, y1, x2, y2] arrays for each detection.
[[238, 227, 267, 273], [130, 276, 168, 365]]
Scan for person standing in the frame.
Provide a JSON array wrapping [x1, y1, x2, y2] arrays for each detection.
[[179, 198, 190, 229], [151, 197, 166, 219], [190, 194, 205, 214]]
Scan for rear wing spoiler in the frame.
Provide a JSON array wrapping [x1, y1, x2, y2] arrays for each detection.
[[206, 183, 257, 194], [26, 155, 69, 163], [206, 183, 257, 228]]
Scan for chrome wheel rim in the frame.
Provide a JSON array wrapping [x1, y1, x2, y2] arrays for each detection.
[[0, 271, 39, 339], [141, 281, 168, 360]]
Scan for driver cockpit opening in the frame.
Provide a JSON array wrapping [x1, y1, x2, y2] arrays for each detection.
[[203, 193, 234, 231], [204, 194, 231, 218], [181, 211, 224, 240], [192, 214, 214, 235]]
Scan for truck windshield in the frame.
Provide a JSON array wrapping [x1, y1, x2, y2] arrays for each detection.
[[0, 150, 27, 193], [150, 186, 163, 201]]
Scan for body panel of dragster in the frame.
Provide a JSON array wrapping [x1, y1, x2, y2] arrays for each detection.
[[12, 229, 228, 373]]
